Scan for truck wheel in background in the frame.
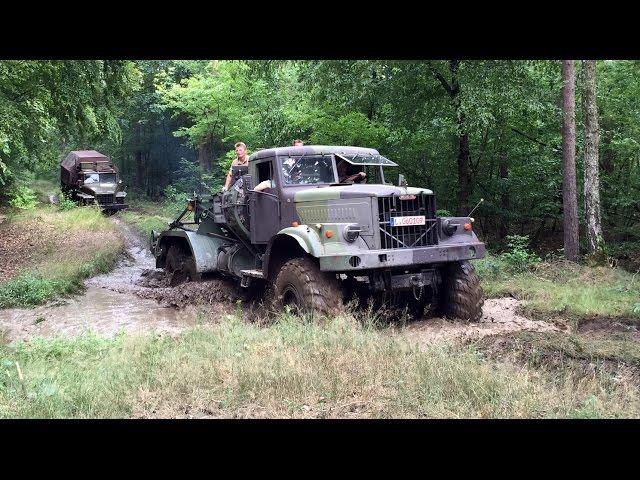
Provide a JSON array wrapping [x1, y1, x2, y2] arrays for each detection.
[[165, 245, 200, 286], [438, 260, 484, 322], [272, 256, 343, 318]]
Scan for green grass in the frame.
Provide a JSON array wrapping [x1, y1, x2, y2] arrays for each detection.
[[512, 331, 640, 366], [0, 313, 637, 418], [475, 254, 640, 321], [0, 205, 124, 308]]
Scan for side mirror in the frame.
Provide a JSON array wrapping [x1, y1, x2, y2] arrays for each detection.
[[398, 174, 408, 187]]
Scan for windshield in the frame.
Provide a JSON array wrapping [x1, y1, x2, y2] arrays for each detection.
[[84, 173, 116, 184], [100, 173, 117, 183], [335, 153, 398, 167], [281, 155, 336, 185]]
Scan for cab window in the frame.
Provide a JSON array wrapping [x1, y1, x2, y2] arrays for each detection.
[[257, 161, 273, 183]]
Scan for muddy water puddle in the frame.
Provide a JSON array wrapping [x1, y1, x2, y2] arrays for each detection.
[[0, 286, 192, 342], [0, 216, 202, 343]]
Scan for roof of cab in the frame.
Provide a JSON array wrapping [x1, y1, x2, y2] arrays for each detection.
[[249, 145, 380, 162], [69, 150, 109, 159]]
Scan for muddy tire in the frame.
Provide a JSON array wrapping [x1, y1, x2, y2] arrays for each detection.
[[165, 245, 200, 286], [272, 256, 343, 318], [440, 261, 484, 322]]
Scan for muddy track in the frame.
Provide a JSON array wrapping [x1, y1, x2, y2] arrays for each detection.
[[0, 215, 562, 344], [401, 297, 562, 347]]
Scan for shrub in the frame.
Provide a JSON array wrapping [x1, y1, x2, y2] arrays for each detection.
[[501, 235, 541, 272], [162, 185, 190, 212], [8, 184, 37, 210], [58, 193, 77, 211]]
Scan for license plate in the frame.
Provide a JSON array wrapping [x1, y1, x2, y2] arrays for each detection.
[[390, 216, 425, 227]]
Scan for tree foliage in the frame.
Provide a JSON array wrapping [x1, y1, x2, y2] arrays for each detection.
[[0, 61, 136, 187], [2, 59, 639, 260]]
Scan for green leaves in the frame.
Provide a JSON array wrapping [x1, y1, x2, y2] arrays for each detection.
[[0, 60, 136, 204]]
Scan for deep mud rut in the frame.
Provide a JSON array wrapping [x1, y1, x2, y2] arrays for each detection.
[[0, 216, 562, 344], [401, 297, 562, 347]]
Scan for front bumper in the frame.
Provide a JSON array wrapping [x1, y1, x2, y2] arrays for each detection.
[[100, 203, 128, 211], [319, 241, 485, 272]]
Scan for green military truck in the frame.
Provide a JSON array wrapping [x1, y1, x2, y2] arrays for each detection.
[[60, 150, 128, 212], [151, 145, 485, 320]]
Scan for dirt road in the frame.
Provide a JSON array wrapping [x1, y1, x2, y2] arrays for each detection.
[[0, 216, 560, 344]]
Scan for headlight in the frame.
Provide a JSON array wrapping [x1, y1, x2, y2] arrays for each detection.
[[441, 219, 458, 236], [343, 224, 361, 243]]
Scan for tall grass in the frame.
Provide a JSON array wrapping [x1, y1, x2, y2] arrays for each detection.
[[0, 314, 637, 418], [0, 206, 124, 308]]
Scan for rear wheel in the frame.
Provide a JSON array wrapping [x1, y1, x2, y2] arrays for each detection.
[[439, 261, 484, 322], [165, 245, 200, 286], [272, 257, 343, 318]]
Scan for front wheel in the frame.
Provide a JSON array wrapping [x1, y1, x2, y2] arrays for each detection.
[[165, 245, 200, 286], [272, 257, 343, 318], [439, 261, 484, 322]]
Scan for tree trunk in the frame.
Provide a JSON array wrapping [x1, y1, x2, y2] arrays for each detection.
[[428, 60, 473, 216], [134, 122, 144, 190], [499, 156, 510, 239], [582, 60, 604, 253], [562, 60, 580, 261], [456, 120, 472, 216], [450, 61, 472, 216]]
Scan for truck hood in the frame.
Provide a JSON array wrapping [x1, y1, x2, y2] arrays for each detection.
[[293, 184, 432, 202]]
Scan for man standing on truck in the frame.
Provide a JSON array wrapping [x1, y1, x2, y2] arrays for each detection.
[[222, 142, 249, 192]]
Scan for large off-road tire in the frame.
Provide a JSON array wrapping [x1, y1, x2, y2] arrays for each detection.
[[272, 256, 343, 318], [165, 245, 200, 286], [440, 261, 484, 322]]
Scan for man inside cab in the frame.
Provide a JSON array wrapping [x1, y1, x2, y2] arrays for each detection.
[[253, 179, 275, 192], [337, 159, 367, 183]]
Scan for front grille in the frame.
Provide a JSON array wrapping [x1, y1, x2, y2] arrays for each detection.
[[97, 194, 114, 205], [378, 194, 438, 249]]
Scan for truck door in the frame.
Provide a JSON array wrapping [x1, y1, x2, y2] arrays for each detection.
[[249, 158, 281, 244]]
